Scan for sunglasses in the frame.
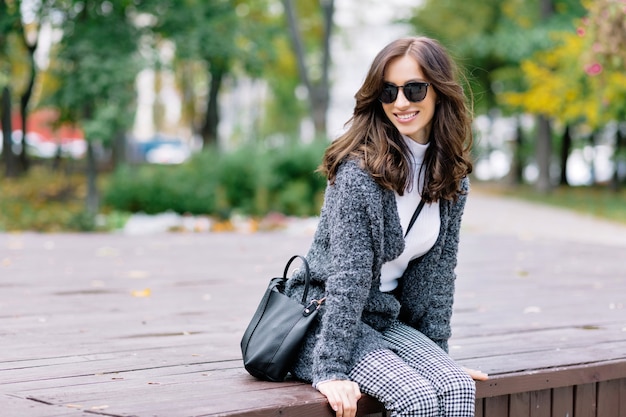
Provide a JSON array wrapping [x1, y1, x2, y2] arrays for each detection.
[[379, 82, 430, 104]]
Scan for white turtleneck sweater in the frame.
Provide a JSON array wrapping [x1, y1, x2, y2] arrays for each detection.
[[379, 136, 440, 292]]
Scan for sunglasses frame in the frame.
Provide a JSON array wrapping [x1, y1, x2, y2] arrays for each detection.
[[379, 81, 431, 104]]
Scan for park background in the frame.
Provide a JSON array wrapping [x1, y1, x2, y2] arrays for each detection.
[[1, 0, 625, 233]]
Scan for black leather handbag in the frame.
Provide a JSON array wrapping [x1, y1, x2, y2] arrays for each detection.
[[240, 255, 325, 382]]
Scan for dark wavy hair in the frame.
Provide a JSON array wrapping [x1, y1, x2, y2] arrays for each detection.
[[319, 36, 473, 202]]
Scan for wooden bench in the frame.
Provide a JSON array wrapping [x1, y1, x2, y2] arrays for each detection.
[[2, 232, 625, 416], [209, 344, 626, 416]]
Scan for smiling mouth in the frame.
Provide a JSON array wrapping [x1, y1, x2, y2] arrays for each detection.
[[396, 111, 418, 121]]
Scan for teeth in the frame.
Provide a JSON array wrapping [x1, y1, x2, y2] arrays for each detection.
[[397, 112, 417, 120]]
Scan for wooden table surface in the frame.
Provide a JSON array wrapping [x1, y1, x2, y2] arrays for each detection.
[[1, 222, 625, 416]]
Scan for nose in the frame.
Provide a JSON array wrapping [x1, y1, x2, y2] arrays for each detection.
[[395, 87, 410, 108]]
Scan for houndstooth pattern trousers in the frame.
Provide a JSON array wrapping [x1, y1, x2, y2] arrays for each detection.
[[348, 322, 475, 417]]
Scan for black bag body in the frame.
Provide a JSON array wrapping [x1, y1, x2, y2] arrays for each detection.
[[240, 255, 324, 382]]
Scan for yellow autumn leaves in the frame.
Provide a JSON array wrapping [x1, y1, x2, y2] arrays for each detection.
[[501, 1, 626, 129]]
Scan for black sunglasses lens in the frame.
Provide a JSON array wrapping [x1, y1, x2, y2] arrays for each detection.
[[404, 83, 428, 102], [379, 83, 428, 103], [380, 85, 398, 104]]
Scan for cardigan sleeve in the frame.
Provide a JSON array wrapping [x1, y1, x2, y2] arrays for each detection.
[[311, 162, 379, 386]]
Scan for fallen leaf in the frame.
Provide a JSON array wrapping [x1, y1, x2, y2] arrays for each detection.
[[66, 404, 83, 409], [131, 288, 151, 298], [91, 405, 109, 410]]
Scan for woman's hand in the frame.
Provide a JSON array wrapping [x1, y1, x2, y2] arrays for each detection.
[[463, 367, 489, 381], [316, 379, 362, 417]]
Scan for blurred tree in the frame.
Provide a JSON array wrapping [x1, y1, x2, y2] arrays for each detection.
[[1, 85, 16, 177], [0, 1, 18, 177], [502, 1, 626, 187], [582, 0, 626, 190], [143, 0, 282, 148], [408, 0, 585, 189], [0, 0, 47, 176], [43, 0, 143, 215], [282, 0, 334, 139]]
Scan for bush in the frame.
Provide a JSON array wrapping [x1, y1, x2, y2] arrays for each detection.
[[0, 166, 96, 232], [103, 141, 327, 218]]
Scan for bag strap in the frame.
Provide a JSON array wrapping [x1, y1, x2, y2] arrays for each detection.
[[404, 199, 426, 238], [283, 255, 311, 305]]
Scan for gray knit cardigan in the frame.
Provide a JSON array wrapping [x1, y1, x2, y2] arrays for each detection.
[[285, 159, 469, 387]]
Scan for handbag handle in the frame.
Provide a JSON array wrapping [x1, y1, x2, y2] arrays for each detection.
[[283, 255, 311, 305]]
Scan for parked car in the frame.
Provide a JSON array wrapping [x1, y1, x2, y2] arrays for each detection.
[[128, 134, 192, 165]]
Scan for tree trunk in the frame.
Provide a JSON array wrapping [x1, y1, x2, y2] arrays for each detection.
[[83, 100, 99, 216], [313, 0, 334, 138], [535, 115, 552, 193], [1, 86, 20, 178], [508, 116, 524, 185], [85, 140, 99, 216], [534, 0, 554, 193], [588, 131, 597, 185], [111, 130, 127, 168], [609, 123, 624, 191], [282, 0, 334, 138], [201, 62, 225, 148], [17, 10, 39, 174], [559, 124, 572, 186]]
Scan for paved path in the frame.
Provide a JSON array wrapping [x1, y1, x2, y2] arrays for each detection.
[[463, 190, 626, 247]]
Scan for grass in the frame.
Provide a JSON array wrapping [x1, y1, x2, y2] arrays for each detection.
[[0, 165, 124, 232], [473, 181, 626, 225]]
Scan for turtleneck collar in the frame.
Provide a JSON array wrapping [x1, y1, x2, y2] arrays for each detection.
[[402, 135, 429, 166]]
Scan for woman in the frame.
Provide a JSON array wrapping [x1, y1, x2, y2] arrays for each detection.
[[285, 36, 487, 417]]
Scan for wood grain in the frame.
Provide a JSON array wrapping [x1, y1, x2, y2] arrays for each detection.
[[1, 232, 625, 416]]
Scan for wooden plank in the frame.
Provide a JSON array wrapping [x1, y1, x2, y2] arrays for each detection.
[[574, 383, 597, 417], [461, 340, 626, 377], [484, 395, 508, 417], [551, 386, 573, 417], [529, 389, 550, 417], [476, 359, 626, 398], [597, 379, 620, 417], [619, 378, 626, 417], [509, 392, 529, 417], [475, 398, 484, 417], [2, 232, 626, 416], [0, 395, 94, 417]]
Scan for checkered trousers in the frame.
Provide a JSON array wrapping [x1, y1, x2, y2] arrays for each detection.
[[348, 322, 475, 416]]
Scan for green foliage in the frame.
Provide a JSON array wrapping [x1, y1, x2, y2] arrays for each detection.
[[103, 141, 328, 218], [268, 142, 327, 215], [43, 0, 142, 144], [0, 165, 103, 232], [408, 0, 586, 114], [485, 183, 626, 224], [103, 161, 218, 216]]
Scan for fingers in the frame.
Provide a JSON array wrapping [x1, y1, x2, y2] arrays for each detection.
[[462, 366, 489, 381], [317, 380, 361, 417]]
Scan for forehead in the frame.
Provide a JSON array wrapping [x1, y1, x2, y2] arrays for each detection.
[[383, 55, 426, 84]]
